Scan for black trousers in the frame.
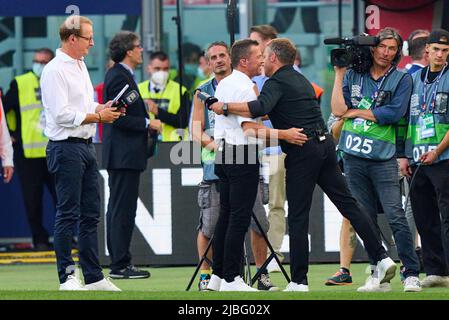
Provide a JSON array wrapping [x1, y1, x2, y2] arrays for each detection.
[[410, 162, 449, 276], [14, 147, 56, 246], [285, 135, 387, 284], [212, 144, 260, 282], [106, 169, 141, 271]]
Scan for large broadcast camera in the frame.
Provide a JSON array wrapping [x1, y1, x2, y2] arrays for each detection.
[[324, 35, 379, 73]]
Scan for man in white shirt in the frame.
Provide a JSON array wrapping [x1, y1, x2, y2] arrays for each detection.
[[209, 39, 306, 291], [0, 100, 13, 183], [40, 15, 121, 291]]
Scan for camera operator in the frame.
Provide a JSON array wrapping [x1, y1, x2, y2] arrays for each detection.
[[210, 38, 397, 292], [331, 28, 421, 292]]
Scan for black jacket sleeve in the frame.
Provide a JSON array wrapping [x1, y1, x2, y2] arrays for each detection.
[[156, 91, 190, 128], [248, 78, 282, 118], [104, 72, 147, 132]]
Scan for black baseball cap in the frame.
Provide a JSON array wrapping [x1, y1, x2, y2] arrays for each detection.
[[427, 29, 449, 45]]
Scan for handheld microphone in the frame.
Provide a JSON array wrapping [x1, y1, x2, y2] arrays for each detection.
[[115, 90, 139, 114], [197, 91, 218, 110]]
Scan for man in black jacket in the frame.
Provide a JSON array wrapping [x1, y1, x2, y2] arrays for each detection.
[[103, 31, 161, 279]]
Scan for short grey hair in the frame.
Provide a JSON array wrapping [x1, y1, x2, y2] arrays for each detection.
[[267, 38, 297, 65]]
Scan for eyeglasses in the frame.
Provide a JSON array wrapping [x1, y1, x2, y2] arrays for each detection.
[[132, 44, 143, 49], [77, 35, 94, 42]]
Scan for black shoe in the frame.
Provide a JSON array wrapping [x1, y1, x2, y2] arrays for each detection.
[[109, 265, 151, 279], [257, 273, 280, 291]]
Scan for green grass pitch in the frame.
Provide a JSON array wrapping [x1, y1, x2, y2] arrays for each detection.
[[0, 263, 448, 300]]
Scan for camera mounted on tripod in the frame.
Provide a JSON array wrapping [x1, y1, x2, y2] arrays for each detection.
[[324, 35, 379, 73]]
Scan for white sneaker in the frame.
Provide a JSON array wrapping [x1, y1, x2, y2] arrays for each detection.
[[84, 277, 121, 291], [421, 275, 449, 288], [357, 276, 391, 292], [59, 275, 87, 291], [283, 282, 309, 292], [403, 276, 422, 292], [207, 274, 222, 291], [376, 257, 396, 284], [220, 276, 258, 292], [267, 259, 282, 273]]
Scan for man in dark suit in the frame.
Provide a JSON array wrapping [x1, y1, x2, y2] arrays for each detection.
[[103, 31, 161, 279]]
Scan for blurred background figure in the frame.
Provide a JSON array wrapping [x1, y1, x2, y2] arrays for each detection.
[[403, 29, 430, 74], [139, 51, 190, 142], [2, 48, 56, 251]]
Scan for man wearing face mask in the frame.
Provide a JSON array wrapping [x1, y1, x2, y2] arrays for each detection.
[[2, 47, 57, 251], [139, 51, 190, 142]]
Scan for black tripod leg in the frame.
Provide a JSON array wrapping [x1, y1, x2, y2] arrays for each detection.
[[186, 234, 214, 291], [250, 212, 291, 285]]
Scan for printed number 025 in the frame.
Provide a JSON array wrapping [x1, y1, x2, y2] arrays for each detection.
[[345, 135, 373, 154]]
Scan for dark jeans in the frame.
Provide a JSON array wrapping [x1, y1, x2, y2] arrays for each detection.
[[285, 135, 387, 284], [212, 145, 260, 282], [106, 169, 141, 271], [410, 161, 449, 276], [14, 146, 56, 246], [46, 141, 103, 284], [343, 155, 420, 277]]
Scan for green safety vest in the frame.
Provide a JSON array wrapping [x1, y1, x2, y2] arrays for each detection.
[[405, 67, 449, 164], [14, 72, 48, 158], [339, 68, 407, 161], [138, 79, 188, 142]]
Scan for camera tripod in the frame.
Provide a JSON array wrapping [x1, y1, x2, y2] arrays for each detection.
[[186, 212, 291, 291]]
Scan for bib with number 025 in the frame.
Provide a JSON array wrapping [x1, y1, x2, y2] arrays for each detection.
[[340, 95, 396, 161], [418, 113, 436, 139]]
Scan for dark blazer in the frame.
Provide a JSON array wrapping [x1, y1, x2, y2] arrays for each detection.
[[102, 63, 149, 171]]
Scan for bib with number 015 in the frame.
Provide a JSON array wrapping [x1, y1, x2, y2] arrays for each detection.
[[418, 113, 436, 139], [357, 97, 373, 110]]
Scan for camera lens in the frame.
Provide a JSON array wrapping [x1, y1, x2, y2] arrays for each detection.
[[331, 48, 351, 67]]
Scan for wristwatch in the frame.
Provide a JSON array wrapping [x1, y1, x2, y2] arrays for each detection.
[[222, 103, 229, 116]]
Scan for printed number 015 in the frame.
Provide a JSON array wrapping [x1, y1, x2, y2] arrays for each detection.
[[345, 135, 373, 154]]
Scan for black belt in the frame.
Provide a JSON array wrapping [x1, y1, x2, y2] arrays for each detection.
[[52, 137, 93, 144]]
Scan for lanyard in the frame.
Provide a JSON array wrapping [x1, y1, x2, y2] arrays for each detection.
[[421, 63, 447, 113], [359, 66, 395, 101]]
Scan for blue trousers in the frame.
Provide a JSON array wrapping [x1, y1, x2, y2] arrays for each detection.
[[46, 141, 103, 284], [343, 154, 420, 277]]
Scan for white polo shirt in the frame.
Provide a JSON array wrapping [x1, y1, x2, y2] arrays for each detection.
[[40, 49, 98, 141], [214, 70, 260, 145]]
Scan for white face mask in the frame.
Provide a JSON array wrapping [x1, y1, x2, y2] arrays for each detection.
[[32, 63, 46, 78], [151, 70, 169, 89]]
